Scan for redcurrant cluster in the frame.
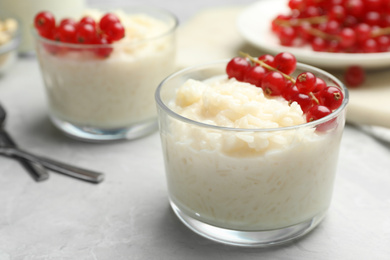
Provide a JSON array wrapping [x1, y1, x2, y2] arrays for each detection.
[[34, 11, 125, 57], [272, 0, 390, 53], [226, 52, 344, 130]]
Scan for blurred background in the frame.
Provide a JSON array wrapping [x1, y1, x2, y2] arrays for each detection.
[[87, 0, 256, 23]]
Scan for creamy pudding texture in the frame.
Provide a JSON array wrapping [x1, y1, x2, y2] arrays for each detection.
[[36, 10, 176, 129], [161, 78, 344, 230]]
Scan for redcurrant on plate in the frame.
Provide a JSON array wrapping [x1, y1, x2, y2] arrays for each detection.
[[237, 0, 390, 69]]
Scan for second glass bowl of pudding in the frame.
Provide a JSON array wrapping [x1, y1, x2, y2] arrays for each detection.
[[155, 59, 349, 247], [33, 7, 178, 142]]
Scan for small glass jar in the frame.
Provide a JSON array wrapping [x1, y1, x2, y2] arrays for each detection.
[[33, 7, 178, 142], [155, 60, 349, 247]]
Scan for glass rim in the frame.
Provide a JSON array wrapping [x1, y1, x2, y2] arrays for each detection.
[[155, 59, 350, 133], [31, 5, 178, 49]]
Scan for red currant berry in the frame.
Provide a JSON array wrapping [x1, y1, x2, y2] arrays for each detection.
[[283, 83, 299, 101], [243, 65, 267, 88], [355, 23, 372, 43], [365, 0, 382, 11], [288, 0, 305, 11], [40, 29, 56, 40], [258, 54, 275, 69], [361, 38, 378, 53], [328, 5, 346, 22], [261, 71, 287, 96], [76, 23, 97, 43], [344, 65, 365, 87], [318, 86, 344, 110], [226, 57, 251, 81], [307, 105, 336, 132], [43, 29, 61, 53], [274, 52, 297, 75], [272, 15, 290, 33], [34, 11, 56, 37], [311, 37, 327, 52], [306, 105, 332, 122], [93, 36, 113, 58], [59, 18, 77, 27], [324, 20, 341, 34], [52, 28, 61, 41], [79, 16, 96, 27], [291, 93, 315, 113], [381, 14, 390, 27], [345, 0, 365, 19], [339, 27, 356, 48], [364, 11, 381, 26], [327, 40, 341, 53], [303, 6, 322, 18], [295, 71, 317, 93], [344, 15, 358, 27], [99, 13, 120, 32], [278, 26, 297, 46], [312, 77, 327, 93], [297, 22, 314, 42], [105, 22, 125, 41], [376, 35, 390, 52], [58, 23, 77, 43]]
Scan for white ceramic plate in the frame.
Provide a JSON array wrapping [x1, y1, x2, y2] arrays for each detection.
[[237, 0, 390, 69]]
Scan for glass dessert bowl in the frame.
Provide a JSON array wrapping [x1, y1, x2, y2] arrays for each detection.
[[155, 58, 349, 247], [33, 7, 178, 142], [0, 14, 20, 75]]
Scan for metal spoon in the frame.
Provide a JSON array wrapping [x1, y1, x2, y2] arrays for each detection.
[[0, 103, 49, 181], [0, 103, 104, 183], [0, 146, 104, 183]]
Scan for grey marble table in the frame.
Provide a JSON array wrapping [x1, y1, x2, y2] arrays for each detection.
[[1, 0, 390, 259]]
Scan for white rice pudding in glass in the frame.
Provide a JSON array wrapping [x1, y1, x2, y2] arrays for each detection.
[[162, 77, 343, 231], [36, 9, 176, 130]]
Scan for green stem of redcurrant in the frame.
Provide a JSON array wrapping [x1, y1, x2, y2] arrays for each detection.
[[307, 27, 340, 41], [307, 26, 390, 41], [309, 92, 320, 105], [372, 27, 390, 38], [239, 52, 296, 84], [274, 16, 328, 27]]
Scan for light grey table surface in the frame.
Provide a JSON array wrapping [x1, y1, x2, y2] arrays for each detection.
[[1, 0, 390, 259]]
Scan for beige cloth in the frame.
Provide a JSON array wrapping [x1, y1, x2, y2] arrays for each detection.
[[176, 6, 390, 128]]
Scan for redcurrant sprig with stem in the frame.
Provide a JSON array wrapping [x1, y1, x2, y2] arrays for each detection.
[[239, 51, 296, 84], [273, 15, 328, 27], [226, 52, 344, 129], [238, 52, 322, 106]]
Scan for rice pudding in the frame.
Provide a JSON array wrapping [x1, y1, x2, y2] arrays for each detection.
[[34, 8, 177, 140], [156, 60, 348, 245], [164, 77, 342, 230]]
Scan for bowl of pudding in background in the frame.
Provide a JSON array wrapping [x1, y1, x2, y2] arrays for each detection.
[[0, 14, 20, 75], [33, 7, 178, 142], [155, 59, 349, 247]]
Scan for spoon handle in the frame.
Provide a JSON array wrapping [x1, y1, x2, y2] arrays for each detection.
[[0, 147, 104, 183], [0, 130, 49, 182]]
